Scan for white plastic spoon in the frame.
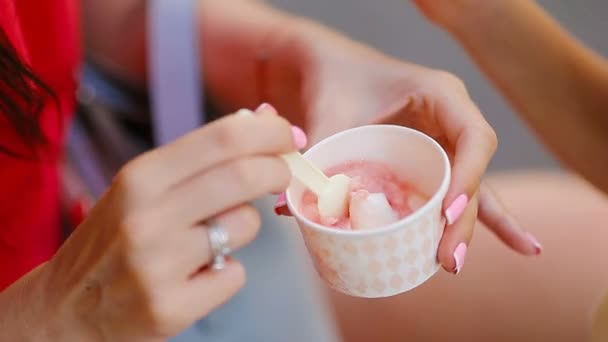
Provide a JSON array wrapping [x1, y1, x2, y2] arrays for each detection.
[[235, 109, 351, 218]]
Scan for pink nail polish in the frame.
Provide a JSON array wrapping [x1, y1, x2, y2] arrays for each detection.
[[444, 194, 468, 225], [255, 102, 278, 115], [291, 126, 308, 149], [274, 193, 290, 216], [525, 232, 543, 255], [453, 242, 468, 275]]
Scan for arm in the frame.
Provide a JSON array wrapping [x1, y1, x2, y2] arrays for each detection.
[[82, 0, 313, 113], [83, 0, 544, 275], [0, 265, 88, 341], [415, 0, 608, 193]]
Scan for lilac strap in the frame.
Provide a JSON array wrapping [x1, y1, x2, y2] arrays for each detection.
[[148, 0, 204, 145], [66, 0, 205, 199]]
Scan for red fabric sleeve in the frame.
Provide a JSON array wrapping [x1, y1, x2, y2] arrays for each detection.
[[0, 0, 81, 290]]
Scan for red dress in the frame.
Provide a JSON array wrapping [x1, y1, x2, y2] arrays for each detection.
[[0, 0, 81, 290]]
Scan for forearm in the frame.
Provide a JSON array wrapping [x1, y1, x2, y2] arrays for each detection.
[[436, 0, 608, 191], [200, 0, 310, 112], [82, 0, 312, 112], [82, 0, 148, 83]]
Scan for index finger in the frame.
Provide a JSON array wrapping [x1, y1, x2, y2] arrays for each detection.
[[117, 112, 297, 197], [437, 96, 497, 225]]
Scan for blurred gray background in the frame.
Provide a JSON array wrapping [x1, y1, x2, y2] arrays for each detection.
[[268, 0, 608, 171]]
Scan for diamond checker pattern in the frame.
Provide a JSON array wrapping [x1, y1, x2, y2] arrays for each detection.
[[299, 207, 443, 298]]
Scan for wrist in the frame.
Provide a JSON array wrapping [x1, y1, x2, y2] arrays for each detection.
[[1, 262, 100, 342], [39, 261, 104, 342], [0, 264, 55, 341]]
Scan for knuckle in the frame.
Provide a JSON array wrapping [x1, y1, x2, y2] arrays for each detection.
[[114, 160, 144, 192], [213, 120, 244, 154], [434, 70, 467, 92], [269, 116, 295, 147], [111, 150, 164, 202], [231, 157, 291, 194], [145, 296, 178, 333], [230, 158, 258, 191], [239, 205, 261, 229], [119, 215, 144, 246], [268, 157, 292, 192], [254, 157, 292, 193], [467, 121, 498, 156], [481, 125, 499, 152], [237, 206, 262, 242]]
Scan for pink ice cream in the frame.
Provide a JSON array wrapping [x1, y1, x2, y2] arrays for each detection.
[[300, 160, 428, 230]]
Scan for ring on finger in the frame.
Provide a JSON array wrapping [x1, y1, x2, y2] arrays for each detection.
[[206, 222, 232, 271]]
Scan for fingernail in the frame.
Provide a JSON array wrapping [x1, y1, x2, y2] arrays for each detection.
[[291, 126, 308, 149], [444, 194, 468, 225], [453, 242, 468, 275], [274, 193, 290, 216], [255, 102, 278, 115], [525, 232, 543, 255]]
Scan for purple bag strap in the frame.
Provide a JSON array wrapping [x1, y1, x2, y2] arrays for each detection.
[[148, 0, 204, 145], [64, 0, 204, 208]]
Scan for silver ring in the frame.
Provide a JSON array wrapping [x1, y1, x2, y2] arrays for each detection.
[[207, 223, 232, 271]]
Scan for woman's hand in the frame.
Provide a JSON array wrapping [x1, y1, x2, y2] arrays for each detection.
[[11, 110, 300, 341], [269, 20, 542, 274]]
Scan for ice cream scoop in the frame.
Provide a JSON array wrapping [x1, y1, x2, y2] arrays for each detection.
[[349, 190, 399, 230]]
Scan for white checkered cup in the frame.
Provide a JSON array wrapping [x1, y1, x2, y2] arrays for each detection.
[[286, 125, 451, 298]]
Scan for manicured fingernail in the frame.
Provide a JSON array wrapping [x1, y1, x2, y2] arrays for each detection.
[[453, 242, 468, 275], [292, 126, 308, 149], [444, 194, 468, 225], [255, 102, 278, 115], [274, 193, 290, 216], [525, 232, 543, 255]]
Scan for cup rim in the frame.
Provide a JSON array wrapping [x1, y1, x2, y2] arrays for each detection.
[[285, 124, 451, 238]]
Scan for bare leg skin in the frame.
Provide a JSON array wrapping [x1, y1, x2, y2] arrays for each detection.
[[330, 170, 608, 342]]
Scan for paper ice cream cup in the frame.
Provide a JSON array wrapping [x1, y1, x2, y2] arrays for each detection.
[[286, 125, 450, 298]]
